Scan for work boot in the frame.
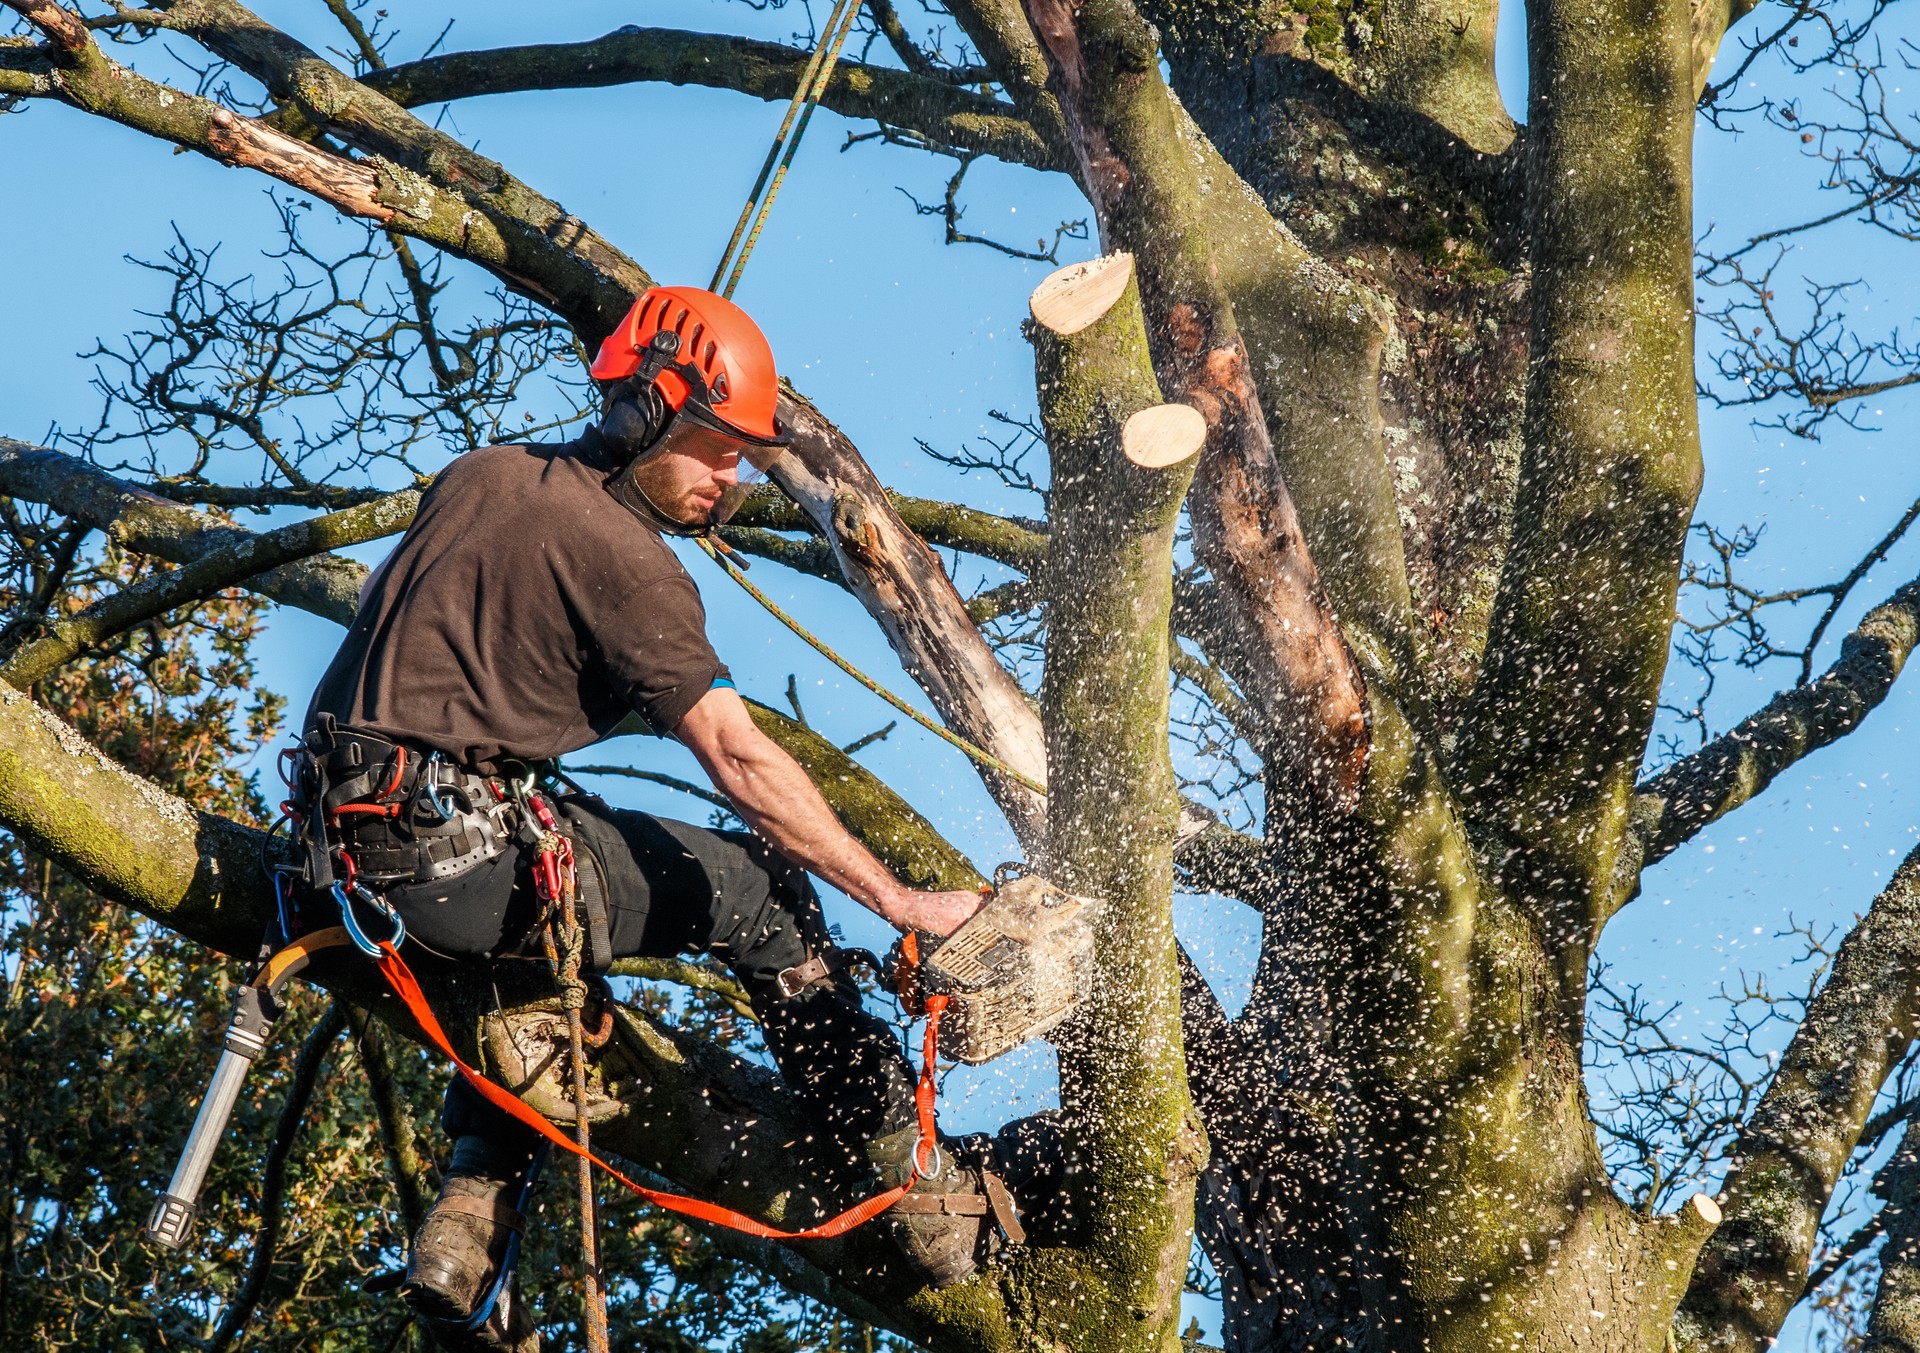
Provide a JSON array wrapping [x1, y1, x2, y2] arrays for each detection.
[[867, 1123, 1020, 1288], [758, 972, 1018, 1285], [955, 1110, 1072, 1243], [403, 1171, 538, 1350], [415, 1271, 540, 1353]]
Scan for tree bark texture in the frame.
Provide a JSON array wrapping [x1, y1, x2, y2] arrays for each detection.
[[1868, 1117, 1920, 1352], [9, 0, 1920, 1348], [1029, 254, 1206, 1350]]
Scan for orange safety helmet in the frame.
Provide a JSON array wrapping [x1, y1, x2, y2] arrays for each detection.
[[590, 287, 788, 448]]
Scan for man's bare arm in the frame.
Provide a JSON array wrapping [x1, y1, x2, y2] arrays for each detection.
[[674, 686, 986, 936]]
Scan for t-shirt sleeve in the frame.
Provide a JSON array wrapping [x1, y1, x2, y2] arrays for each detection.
[[596, 575, 732, 734]]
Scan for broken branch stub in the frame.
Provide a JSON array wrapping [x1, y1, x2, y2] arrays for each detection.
[[767, 392, 1049, 850]]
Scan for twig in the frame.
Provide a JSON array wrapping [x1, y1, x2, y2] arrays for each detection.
[[0, 493, 417, 689], [841, 720, 896, 755], [604, 956, 756, 1022], [565, 764, 734, 813]]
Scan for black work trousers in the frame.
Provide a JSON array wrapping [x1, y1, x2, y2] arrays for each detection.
[[382, 794, 917, 1177]]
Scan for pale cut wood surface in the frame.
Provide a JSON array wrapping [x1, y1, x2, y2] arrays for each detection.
[[1029, 252, 1136, 335], [1123, 404, 1207, 468]]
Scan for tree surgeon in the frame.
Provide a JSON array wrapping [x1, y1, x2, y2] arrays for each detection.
[[297, 287, 1029, 1346]]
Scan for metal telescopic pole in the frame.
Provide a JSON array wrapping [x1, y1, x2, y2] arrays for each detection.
[[145, 984, 280, 1249]]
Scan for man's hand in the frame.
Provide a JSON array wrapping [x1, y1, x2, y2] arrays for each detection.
[[884, 888, 989, 938]]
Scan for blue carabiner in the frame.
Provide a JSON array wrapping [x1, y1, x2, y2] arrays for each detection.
[[333, 882, 406, 956], [426, 782, 463, 821], [414, 752, 462, 824]]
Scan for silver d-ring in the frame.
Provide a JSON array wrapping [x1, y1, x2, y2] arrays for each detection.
[[912, 1136, 945, 1182]]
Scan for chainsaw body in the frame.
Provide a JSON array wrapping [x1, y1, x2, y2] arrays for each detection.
[[895, 874, 1097, 1065]]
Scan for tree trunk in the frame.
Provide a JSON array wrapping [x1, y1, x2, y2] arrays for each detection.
[[1023, 252, 1207, 1349]]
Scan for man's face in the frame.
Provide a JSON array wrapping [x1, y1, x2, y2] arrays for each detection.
[[628, 419, 747, 525]]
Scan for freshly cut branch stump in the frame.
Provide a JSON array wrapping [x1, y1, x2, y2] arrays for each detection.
[[1029, 251, 1137, 336], [1122, 404, 1206, 469]]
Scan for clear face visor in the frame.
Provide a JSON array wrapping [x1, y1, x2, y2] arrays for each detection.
[[648, 408, 788, 527]]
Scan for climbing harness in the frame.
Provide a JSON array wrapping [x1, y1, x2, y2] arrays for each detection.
[[148, 735, 961, 1335]]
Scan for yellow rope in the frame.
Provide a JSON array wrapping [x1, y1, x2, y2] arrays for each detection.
[[697, 535, 1048, 796], [710, 0, 865, 299]]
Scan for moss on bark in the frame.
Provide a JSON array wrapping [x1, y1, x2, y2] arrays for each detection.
[[1024, 256, 1205, 1351]]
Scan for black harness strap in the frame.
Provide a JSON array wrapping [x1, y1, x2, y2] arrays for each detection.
[[570, 830, 615, 976]]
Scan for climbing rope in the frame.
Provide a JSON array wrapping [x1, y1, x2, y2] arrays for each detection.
[[710, 0, 865, 299], [528, 795, 611, 1353], [696, 534, 1049, 796]]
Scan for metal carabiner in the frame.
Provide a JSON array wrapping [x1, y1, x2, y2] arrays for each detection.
[[412, 752, 462, 824], [333, 881, 407, 956]]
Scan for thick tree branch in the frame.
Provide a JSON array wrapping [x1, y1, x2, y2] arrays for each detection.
[[1678, 843, 1920, 1351], [0, 494, 417, 689], [1623, 578, 1920, 890], [32, 0, 649, 343], [357, 27, 1058, 173], [1452, 0, 1701, 958], [1015, 0, 1372, 809], [1866, 1117, 1920, 1350], [767, 392, 1050, 848], [0, 440, 397, 625], [1, 8, 398, 221], [1031, 252, 1206, 1343], [1174, 109, 1419, 702]]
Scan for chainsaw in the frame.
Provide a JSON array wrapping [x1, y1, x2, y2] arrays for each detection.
[[888, 868, 1098, 1065]]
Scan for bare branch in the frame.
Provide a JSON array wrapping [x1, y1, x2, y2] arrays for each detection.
[[1680, 842, 1920, 1345], [0, 493, 417, 689], [1625, 577, 1920, 887], [604, 956, 756, 1022], [0, 440, 396, 624], [355, 25, 1058, 172]]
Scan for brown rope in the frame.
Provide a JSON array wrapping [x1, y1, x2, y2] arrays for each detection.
[[541, 842, 610, 1353]]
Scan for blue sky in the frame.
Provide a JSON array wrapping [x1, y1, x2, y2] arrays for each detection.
[[5, 0, 1920, 1344]]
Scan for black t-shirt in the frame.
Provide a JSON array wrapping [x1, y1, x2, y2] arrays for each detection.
[[306, 432, 729, 770]]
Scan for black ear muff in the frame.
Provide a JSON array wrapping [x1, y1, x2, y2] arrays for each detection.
[[600, 381, 664, 465]]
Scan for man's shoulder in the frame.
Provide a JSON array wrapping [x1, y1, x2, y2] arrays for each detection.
[[434, 440, 570, 487], [443, 443, 688, 584]]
